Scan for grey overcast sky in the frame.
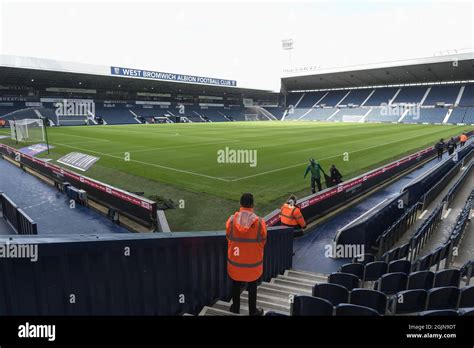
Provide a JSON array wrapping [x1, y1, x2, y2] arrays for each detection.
[[0, 0, 473, 91]]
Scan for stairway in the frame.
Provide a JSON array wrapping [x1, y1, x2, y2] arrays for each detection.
[[197, 269, 327, 316]]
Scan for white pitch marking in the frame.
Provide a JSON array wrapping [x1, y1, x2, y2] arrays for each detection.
[[443, 208, 452, 219], [230, 128, 455, 182], [108, 139, 241, 155], [52, 132, 111, 142], [48, 140, 231, 182], [418, 210, 429, 219]]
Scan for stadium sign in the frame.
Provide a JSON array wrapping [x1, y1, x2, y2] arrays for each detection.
[[111, 67, 237, 87]]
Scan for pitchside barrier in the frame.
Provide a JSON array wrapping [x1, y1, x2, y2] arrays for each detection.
[[401, 143, 473, 207], [334, 191, 409, 253], [333, 143, 473, 252], [264, 132, 474, 228], [265, 146, 435, 227], [378, 161, 473, 263], [0, 192, 37, 235], [0, 226, 293, 315], [0, 143, 157, 230]]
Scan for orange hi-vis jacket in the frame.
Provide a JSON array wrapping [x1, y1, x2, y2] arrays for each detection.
[[280, 203, 306, 228], [226, 207, 267, 282], [460, 134, 468, 143]]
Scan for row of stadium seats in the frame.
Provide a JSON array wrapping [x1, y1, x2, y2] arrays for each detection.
[[286, 83, 474, 108], [288, 285, 474, 316], [284, 106, 473, 124], [261, 261, 473, 316]]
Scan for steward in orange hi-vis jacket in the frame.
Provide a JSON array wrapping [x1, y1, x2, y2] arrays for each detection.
[[226, 193, 266, 316], [280, 195, 306, 229], [460, 133, 468, 147]]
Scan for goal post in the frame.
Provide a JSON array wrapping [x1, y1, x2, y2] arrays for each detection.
[[245, 114, 260, 121], [8, 118, 46, 143]]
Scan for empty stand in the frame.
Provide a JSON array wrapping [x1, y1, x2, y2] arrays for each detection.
[[458, 84, 474, 106], [402, 108, 447, 123], [364, 87, 398, 106], [392, 86, 427, 104], [422, 85, 460, 105]]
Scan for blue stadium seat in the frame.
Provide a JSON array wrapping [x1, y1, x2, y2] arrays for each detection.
[[363, 261, 388, 282], [419, 309, 458, 316], [312, 283, 349, 306], [460, 260, 474, 285], [398, 243, 410, 260], [407, 271, 435, 290], [458, 307, 474, 316], [352, 253, 375, 265], [291, 295, 334, 316], [434, 269, 461, 288], [458, 84, 474, 106], [335, 303, 379, 316], [364, 87, 398, 106], [391, 290, 428, 314], [426, 287, 461, 310], [328, 272, 360, 291], [349, 289, 387, 315], [388, 260, 412, 274], [340, 263, 365, 279], [414, 253, 432, 271], [376, 272, 408, 295], [458, 285, 474, 308]]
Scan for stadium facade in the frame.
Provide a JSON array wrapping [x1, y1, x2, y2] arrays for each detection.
[[1, 52, 474, 126]]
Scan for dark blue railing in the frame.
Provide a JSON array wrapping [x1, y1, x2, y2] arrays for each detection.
[[0, 192, 37, 235], [0, 226, 293, 315]]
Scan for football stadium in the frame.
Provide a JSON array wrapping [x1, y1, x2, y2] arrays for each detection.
[[0, 0, 473, 345]]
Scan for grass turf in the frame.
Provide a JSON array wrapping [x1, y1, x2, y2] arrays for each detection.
[[0, 122, 469, 231]]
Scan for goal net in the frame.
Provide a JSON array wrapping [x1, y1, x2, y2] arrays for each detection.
[[8, 119, 45, 142], [245, 114, 260, 121]]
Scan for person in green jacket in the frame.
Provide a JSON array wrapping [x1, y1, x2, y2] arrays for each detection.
[[304, 158, 326, 193]]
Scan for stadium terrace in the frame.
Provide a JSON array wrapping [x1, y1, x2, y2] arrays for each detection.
[[0, 51, 473, 326]]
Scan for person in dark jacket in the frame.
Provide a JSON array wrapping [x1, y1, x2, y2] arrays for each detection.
[[435, 138, 445, 161], [304, 158, 326, 193], [447, 137, 457, 156], [329, 164, 343, 185]]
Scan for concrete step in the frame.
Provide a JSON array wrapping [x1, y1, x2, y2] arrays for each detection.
[[199, 305, 240, 316], [213, 300, 280, 316], [276, 274, 318, 285], [285, 269, 328, 282], [239, 297, 290, 315], [260, 282, 312, 295], [271, 278, 314, 291], [182, 313, 194, 316], [258, 284, 299, 299], [242, 290, 291, 306], [212, 300, 248, 315], [241, 292, 291, 312]]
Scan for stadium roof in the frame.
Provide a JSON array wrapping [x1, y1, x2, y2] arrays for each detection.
[[281, 52, 474, 91], [0, 55, 273, 97]]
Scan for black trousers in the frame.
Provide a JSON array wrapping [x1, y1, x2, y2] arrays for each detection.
[[311, 176, 322, 193], [437, 150, 443, 160], [231, 279, 258, 314]]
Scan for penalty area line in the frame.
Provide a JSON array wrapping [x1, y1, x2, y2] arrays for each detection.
[[48, 141, 232, 182]]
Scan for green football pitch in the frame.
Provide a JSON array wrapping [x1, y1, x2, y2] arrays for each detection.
[[0, 122, 468, 231]]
